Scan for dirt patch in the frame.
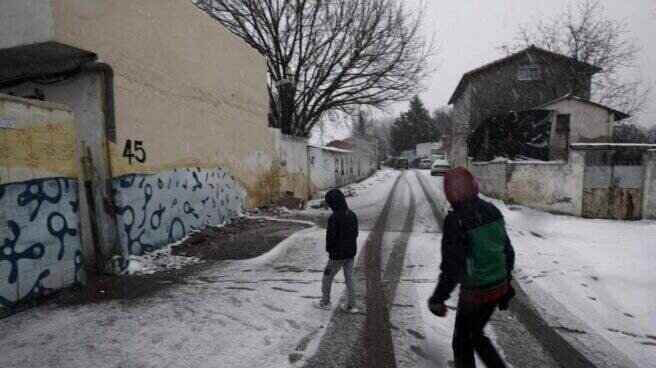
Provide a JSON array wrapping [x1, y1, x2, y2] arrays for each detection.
[[172, 218, 310, 260], [55, 217, 310, 307]]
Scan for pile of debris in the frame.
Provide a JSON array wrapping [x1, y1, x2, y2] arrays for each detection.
[[122, 244, 201, 275], [242, 205, 296, 219]]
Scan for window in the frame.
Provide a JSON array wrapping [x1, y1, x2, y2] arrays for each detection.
[[517, 64, 541, 81], [556, 114, 570, 133]]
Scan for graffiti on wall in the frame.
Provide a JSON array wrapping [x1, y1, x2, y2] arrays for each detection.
[[112, 167, 246, 258], [0, 177, 83, 309]]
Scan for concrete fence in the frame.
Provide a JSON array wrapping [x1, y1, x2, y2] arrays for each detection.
[[642, 150, 656, 219], [469, 148, 656, 219], [272, 130, 378, 198], [470, 151, 585, 216]]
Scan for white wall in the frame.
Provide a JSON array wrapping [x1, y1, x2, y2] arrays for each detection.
[[307, 145, 376, 192], [546, 99, 614, 143], [643, 150, 656, 219], [471, 160, 508, 199], [308, 147, 340, 191], [451, 87, 471, 167], [271, 129, 310, 198], [471, 151, 586, 216], [506, 151, 585, 216]]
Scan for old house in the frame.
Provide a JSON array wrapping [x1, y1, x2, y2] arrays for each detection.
[[448, 46, 601, 166], [467, 94, 630, 162], [535, 94, 630, 160]]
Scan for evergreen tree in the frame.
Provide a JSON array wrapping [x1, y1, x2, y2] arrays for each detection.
[[390, 96, 441, 154], [354, 111, 367, 138]]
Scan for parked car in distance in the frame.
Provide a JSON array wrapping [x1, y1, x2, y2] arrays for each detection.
[[418, 159, 433, 169], [411, 157, 423, 168], [396, 158, 409, 170], [430, 158, 450, 176]]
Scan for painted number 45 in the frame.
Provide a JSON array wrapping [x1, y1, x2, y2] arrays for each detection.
[[123, 139, 146, 165]]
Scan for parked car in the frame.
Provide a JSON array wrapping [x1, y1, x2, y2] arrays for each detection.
[[385, 157, 398, 167], [395, 158, 409, 170], [418, 159, 433, 169], [411, 157, 423, 168], [430, 158, 450, 176]]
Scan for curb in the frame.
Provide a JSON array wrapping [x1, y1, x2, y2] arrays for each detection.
[[510, 278, 639, 368]]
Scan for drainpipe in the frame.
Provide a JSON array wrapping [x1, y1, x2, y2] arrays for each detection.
[[80, 62, 120, 274], [82, 62, 116, 143]]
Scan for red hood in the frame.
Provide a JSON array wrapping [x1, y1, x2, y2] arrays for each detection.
[[443, 167, 479, 204]]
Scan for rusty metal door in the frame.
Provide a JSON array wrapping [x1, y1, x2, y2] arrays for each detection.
[[583, 152, 643, 220]]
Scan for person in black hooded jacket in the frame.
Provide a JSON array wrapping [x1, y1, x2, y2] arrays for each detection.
[[315, 188, 359, 313]]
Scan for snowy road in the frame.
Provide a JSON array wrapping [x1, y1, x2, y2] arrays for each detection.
[[0, 169, 560, 368]]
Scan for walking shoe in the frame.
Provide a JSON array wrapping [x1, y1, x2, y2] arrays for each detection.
[[314, 300, 332, 310], [340, 303, 360, 314]]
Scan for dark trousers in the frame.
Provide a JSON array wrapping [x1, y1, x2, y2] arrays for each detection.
[[453, 300, 507, 368]]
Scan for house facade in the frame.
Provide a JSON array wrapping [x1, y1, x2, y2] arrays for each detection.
[[448, 46, 601, 166], [535, 94, 630, 160], [416, 141, 445, 159]]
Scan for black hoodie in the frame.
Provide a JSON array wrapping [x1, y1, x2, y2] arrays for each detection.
[[325, 189, 359, 260]]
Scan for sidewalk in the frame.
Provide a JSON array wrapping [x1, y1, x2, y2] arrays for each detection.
[[0, 215, 342, 368], [0, 168, 401, 368]]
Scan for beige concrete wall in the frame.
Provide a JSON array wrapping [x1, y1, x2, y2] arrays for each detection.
[[0, 0, 55, 49], [50, 0, 274, 207]]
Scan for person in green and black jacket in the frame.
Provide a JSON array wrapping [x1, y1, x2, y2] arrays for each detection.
[[428, 167, 515, 368]]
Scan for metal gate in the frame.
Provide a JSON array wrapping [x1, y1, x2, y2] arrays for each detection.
[[582, 150, 643, 220]]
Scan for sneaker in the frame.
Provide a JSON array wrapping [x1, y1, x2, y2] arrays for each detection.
[[340, 303, 360, 314], [314, 300, 332, 310]]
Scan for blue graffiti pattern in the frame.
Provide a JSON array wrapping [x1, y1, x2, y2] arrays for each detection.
[[1, 177, 83, 310], [112, 167, 245, 258]]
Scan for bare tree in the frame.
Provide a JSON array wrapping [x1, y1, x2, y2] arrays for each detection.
[[197, 0, 435, 136], [501, 0, 651, 121]]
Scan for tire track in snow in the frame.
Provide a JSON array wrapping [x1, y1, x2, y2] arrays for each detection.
[[302, 173, 403, 368]]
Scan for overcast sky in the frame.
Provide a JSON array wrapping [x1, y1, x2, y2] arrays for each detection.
[[394, 0, 656, 127]]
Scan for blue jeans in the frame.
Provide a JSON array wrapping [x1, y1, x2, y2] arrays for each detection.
[[321, 258, 356, 306]]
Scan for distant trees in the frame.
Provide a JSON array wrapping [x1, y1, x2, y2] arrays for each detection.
[[614, 124, 656, 143], [390, 96, 440, 154], [432, 106, 453, 140], [501, 0, 651, 122], [197, 0, 435, 136]]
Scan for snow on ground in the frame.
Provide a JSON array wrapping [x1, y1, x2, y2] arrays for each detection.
[[308, 168, 397, 203], [486, 197, 656, 367], [121, 233, 202, 275], [0, 170, 398, 368]]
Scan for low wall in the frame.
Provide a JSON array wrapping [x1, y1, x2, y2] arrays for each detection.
[[643, 150, 656, 219], [308, 146, 339, 191], [471, 160, 508, 199], [308, 145, 376, 191], [271, 129, 310, 199], [0, 95, 83, 314], [471, 151, 585, 216]]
